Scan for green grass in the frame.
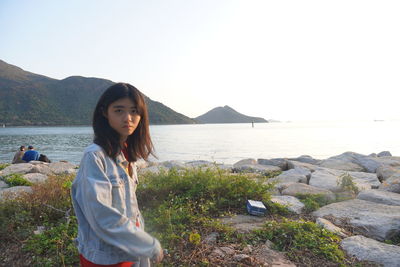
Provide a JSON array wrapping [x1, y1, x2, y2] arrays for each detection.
[[2, 173, 33, 187], [0, 167, 368, 266]]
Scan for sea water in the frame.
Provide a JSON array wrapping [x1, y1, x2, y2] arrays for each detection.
[[1, 120, 399, 165]]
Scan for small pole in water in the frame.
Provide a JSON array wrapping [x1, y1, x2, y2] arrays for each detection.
[[252, 121, 254, 128]]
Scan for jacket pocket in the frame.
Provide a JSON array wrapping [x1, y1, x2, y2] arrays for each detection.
[[109, 176, 126, 213]]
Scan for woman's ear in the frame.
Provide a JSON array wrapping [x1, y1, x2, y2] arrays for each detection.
[[102, 107, 108, 118]]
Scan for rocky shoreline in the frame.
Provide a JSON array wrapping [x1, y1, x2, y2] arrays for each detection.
[[1, 151, 400, 266]]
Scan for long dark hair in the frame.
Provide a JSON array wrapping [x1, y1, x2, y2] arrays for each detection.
[[92, 83, 154, 162]]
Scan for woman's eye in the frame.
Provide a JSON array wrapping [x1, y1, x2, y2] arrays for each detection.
[[115, 109, 123, 113]]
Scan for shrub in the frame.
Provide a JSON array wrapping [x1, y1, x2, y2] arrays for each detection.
[[0, 163, 10, 171], [251, 220, 345, 264], [296, 193, 330, 213], [23, 219, 78, 266], [337, 173, 359, 195], [2, 173, 32, 186], [137, 167, 276, 264]]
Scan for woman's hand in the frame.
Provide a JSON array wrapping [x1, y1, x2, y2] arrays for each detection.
[[152, 248, 164, 264]]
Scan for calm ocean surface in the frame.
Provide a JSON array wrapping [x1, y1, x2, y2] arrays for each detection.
[[1, 121, 400, 165]]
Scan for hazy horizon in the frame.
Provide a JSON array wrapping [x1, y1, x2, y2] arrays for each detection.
[[1, 0, 399, 122]]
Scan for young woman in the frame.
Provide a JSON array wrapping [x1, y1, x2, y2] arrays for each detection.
[[71, 83, 163, 267]]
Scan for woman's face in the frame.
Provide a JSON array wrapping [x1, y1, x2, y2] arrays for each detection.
[[105, 97, 141, 140]]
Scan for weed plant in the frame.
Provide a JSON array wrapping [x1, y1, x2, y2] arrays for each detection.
[[0, 167, 367, 266], [0, 173, 76, 265], [138, 168, 275, 247], [337, 173, 359, 195], [296, 193, 331, 213], [251, 220, 345, 264], [2, 173, 32, 186], [0, 163, 10, 171]]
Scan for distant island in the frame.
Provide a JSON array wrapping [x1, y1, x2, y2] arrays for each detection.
[[195, 105, 268, 124], [0, 59, 268, 126]]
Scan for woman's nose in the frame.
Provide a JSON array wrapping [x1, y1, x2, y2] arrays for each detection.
[[123, 112, 132, 121]]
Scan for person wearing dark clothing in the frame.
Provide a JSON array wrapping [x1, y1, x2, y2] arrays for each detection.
[[22, 145, 40, 162], [39, 154, 51, 163], [12, 145, 26, 164]]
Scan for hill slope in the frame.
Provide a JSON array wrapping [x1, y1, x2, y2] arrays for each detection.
[[195, 105, 268, 124], [0, 60, 195, 125]]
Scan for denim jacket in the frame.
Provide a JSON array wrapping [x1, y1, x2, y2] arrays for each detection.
[[71, 143, 161, 266]]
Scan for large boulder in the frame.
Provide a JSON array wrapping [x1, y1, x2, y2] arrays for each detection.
[[23, 173, 48, 184], [312, 199, 400, 241], [0, 186, 32, 201], [341, 235, 400, 267], [234, 164, 282, 175], [257, 158, 288, 170], [309, 167, 380, 192], [270, 195, 304, 214], [379, 174, 400, 193], [0, 181, 8, 188], [0, 163, 34, 176], [376, 165, 400, 182], [269, 168, 310, 185], [233, 158, 257, 168], [281, 183, 336, 202], [377, 151, 392, 157], [318, 152, 366, 172], [48, 162, 77, 174], [250, 244, 296, 267], [287, 160, 318, 172], [357, 189, 400, 206], [288, 155, 321, 165], [316, 217, 348, 238]]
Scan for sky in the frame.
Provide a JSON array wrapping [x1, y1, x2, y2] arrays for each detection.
[[1, 0, 399, 121]]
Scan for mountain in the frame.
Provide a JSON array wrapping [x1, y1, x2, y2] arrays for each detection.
[[0, 59, 196, 125], [195, 105, 268, 124]]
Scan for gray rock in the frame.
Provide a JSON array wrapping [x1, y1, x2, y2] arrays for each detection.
[[185, 160, 214, 168], [271, 195, 305, 214], [379, 174, 400, 193], [251, 244, 296, 267], [160, 160, 186, 169], [341, 235, 400, 267], [309, 167, 380, 192], [288, 155, 321, 165], [234, 164, 282, 175], [269, 168, 309, 185], [135, 159, 149, 170], [319, 152, 366, 172], [1, 163, 34, 176], [375, 156, 400, 167], [0, 186, 33, 201], [312, 199, 400, 241], [210, 247, 225, 258], [281, 183, 336, 202], [219, 215, 266, 233], [233, 254, 250, 262], [48, 162, 77, 175], [316, 217, 348, 238], [257, 158, 288, 170], [219, 246, 235, 255], [0, 181, 8, 188], [376, 165, 400, 182], [377, 151, 392, 157], [23, 173, 48, 184], [203, 232, 218, 244], [233, 158, 257, 168], [355, 156, 383, 173], [357, 189, 400, 206], [30, 164, 53, 175], [287, 160, 318, 172]]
